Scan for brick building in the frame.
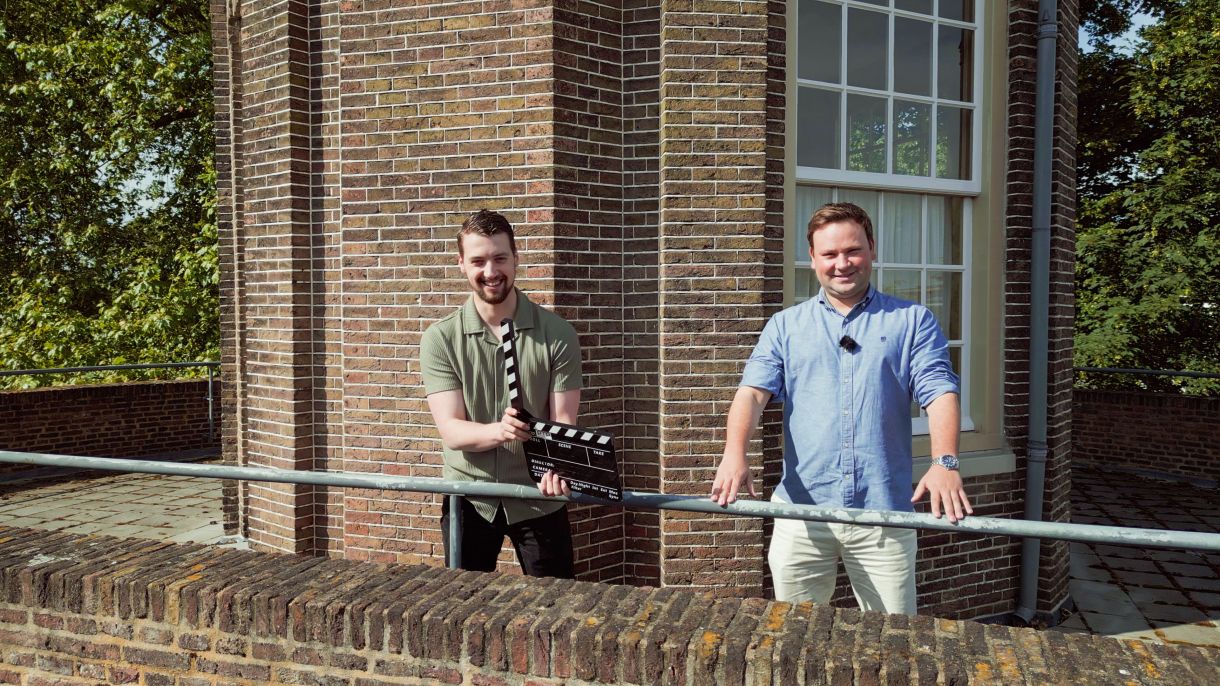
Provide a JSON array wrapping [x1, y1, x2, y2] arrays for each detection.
[[211, 0, 1078, 622]]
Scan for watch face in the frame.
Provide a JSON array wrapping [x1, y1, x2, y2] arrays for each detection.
[[937, 455, 959, 470]]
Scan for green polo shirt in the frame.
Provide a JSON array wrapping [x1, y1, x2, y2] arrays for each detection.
[[420, 289, 582, 524]]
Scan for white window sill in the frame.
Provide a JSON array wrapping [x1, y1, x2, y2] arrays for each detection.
[[911, 447, 1015, 483]]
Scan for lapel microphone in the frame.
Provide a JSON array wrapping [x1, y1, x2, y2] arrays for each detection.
[[839, 335, 858, 353]]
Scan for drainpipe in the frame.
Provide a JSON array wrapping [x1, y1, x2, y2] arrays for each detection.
[[1015, 0, 1058, 624]]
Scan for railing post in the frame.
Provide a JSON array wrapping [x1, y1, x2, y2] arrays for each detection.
[[206, 365, 216, 441], [447, 494, 462, 569]]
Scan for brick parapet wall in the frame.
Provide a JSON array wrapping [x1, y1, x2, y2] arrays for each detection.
[[1073, 390, 1220, 484], [2, 527, 1215, 686], [0, 381, 221, 479]]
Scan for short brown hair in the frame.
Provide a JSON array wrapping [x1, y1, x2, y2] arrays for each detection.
[[806, 202, 875, 250], [457, 209, 517, 256]]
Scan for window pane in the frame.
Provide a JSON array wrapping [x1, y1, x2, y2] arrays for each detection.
[[798, 87, 841, 169], [881, 192, 921, 264], [927, 270, 962, 339], [856, 0, 888, 6], [893, 100, 931, 176], [799, 1, 841, 83], [937, 26, 974, 102], [926, 196, 964, 264], [838, 188, 879, 224], [795, 186, 834, 260], [895, 0, 932, 13], [936, 105, 972, 179], [893, 17, 932, 96], [846, 94, 887, 173], [887, 268, 921, 304], [938, 0, 975, 22], [847, 8, 888, 90], [794, 267, 816, 302]]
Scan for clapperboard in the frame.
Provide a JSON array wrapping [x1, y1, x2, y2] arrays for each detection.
[[500, 318, 622, 501]]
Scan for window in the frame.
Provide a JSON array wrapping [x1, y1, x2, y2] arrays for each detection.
[[792, 0, 983, 432], [796, 0, 981, 192]]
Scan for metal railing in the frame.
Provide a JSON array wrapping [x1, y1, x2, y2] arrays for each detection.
[[2, 451, 1219, 569], [0, 362, 220, 439]]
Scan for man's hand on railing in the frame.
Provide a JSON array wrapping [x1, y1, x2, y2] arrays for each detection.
[[710, 453, 757, 507], [912, 467, 973, 524]]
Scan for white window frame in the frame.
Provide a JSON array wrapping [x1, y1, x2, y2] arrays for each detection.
[[791, 0, 984, 434]]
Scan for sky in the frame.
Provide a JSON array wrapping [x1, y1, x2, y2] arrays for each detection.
[[1080, 11, 1159, 54]]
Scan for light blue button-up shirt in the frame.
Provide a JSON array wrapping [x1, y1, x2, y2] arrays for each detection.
[[740, 287, 959, 512]]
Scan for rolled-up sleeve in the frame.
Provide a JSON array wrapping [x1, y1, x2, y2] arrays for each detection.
[[420, 325, 461, 396], [549, 321, 583, 393], [740, 315, 787, 403], [909, 306, 959, 408]]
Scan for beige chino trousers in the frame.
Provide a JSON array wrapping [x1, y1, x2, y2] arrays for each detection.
[[768, 493, 918, 615]]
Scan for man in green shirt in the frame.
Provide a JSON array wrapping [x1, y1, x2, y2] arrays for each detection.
[[420, 209, 581, 578]]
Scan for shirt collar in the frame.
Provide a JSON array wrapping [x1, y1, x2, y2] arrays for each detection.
[[815, 285, 875, 316], [460, 288, 536, 336]]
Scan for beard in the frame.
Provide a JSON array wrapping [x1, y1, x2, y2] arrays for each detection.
[[473, 276, 512, 305]]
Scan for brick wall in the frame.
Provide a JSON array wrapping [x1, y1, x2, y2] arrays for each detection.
[[3, 527, 1216, 685], [209, 0, 247, 540], [1073, 390, 1220, 484], [0, 381, 221, 479], [655, 0, 779, 595]]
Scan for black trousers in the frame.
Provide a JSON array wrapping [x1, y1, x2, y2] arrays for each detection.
[[440, 497, 575, 579]]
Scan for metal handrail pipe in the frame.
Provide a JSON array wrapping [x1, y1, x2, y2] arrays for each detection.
[[0, 362, 220, 378], [1074, 366, 1220, 380], [4, 451, 1219, 553]]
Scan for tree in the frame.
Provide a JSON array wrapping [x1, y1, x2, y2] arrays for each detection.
[[0, 0, 215, 389], [1075, 0, 1220, 394]]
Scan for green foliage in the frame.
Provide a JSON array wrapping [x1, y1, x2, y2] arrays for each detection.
[[1075, 0, 1220, 394], [0, 0, 216, 389]]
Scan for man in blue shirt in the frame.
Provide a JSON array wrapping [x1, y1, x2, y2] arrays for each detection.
[[710, 202, 972, 615]]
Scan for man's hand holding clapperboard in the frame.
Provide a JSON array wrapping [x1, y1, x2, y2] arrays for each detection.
[[500, 319, 623, 501]]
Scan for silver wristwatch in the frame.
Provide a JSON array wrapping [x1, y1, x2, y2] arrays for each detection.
[[931, 454, 960, 471]]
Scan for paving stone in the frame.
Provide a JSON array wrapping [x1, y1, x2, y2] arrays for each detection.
[[1119, 519, 1161, 529], [1080, 612, 1156, 641], [1188, 591, 1220, 609], [1161, 562, 1214, 578], [1176, 576, 1220, 593], [1102, 557, 1158, 573], [1070, 580, 1139, 615], [1069, 559, 1111, 583], [1054, 614, 1090, 632], [1126, 586, 1189, 606], [1152, 621, 1220, 648], [1139, 604, 1210, 624], [1093, 545, 1150, 560], [1111, 570, 1175, 589]]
